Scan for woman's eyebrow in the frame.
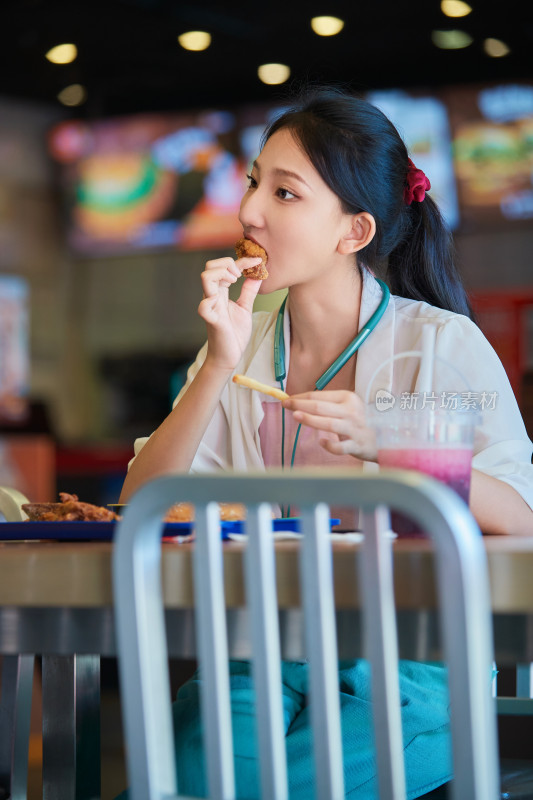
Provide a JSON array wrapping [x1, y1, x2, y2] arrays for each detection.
[[252, 160, 311, 189]]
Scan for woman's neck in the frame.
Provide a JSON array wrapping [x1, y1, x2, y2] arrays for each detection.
[[286, 267, 364, 391], [288, 267, 363, 355]]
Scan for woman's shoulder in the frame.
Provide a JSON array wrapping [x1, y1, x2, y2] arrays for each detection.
[[391, 294, 497, 366], [392, 294, 476, 331]]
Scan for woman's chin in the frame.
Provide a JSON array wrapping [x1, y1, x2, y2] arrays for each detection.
[[257, 279, 271, 295]]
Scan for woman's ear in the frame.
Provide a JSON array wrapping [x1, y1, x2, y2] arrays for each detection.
[[338, 212, 376, 254]]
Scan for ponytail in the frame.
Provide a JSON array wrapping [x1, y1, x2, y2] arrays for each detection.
[[387, 196, 475, 320], [264, 87, 476, 322]]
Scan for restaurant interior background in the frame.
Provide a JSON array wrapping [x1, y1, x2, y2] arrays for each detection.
[[0, 0, 532, 507], [1, 3, 533, 797]]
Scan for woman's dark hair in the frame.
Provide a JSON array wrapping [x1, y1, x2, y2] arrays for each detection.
[[262, 87, 474, 319]]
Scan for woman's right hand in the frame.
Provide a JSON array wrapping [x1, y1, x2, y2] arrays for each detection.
[[283, 389, 379, 462], [198, 255, 263, 370]]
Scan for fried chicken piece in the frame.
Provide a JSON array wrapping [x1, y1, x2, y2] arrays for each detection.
[[164, 502, 246, 523], [219, 503, 246, 521], [164, 502, 195, 522], [22, 492, 120, 522], [235, 237, 268, 280]]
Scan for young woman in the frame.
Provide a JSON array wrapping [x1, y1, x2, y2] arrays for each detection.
[[119, 88, 533, 798]]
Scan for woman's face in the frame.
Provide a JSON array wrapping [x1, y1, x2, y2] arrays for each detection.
[[238, 128, 354, 294]]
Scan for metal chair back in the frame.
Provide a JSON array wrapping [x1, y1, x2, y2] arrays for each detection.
[[112, 469, 499, 800]]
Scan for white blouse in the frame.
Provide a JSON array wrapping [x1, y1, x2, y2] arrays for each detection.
[[133, 270, 533, 511]]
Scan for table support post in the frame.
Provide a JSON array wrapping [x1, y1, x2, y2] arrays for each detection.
[[516, 663, 533, 697], [0, 654, 35, 800], [42, 655, 101, 800]]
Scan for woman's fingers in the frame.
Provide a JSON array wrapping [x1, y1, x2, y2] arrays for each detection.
[[205, 256, 242, 276], [235, 256, 264, 272], [319, 436, 352, 454], [291, 408, 349, 436], [284, 391, 361, 420], [201, 264, 239, 297], [285, 389, 356, 405], [236, 276, 262, 313], [282, 390, 378, 461], [198, 295, 220, 324], [201, 256, 263, 297]]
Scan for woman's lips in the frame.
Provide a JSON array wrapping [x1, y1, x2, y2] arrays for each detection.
[[242, 233, 263, 248]]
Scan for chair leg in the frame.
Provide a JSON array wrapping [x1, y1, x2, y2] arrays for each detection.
[[516, 663, 533, 698], [0, 655, 35, 800], [41, 655, 101, 800]]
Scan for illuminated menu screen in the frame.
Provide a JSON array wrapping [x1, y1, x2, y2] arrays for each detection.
[[48, 81, 533, 255], [443, 82, 533, 229], [48, 105, 281, 255], [0, 275, 29, 422]]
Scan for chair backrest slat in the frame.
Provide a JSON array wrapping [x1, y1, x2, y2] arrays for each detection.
[[194, 503, 236, 800], [300, 503, 345, 800], [359, 506, 407, 800], [244, 503, 288, 800], [114, 495, 178, 800], [430, 511, 500, 800]]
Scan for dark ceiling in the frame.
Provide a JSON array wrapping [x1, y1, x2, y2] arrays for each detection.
[[1, 0, 532, 119]]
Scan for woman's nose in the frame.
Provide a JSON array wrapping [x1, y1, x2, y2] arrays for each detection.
[[239, 187, 264, 229]]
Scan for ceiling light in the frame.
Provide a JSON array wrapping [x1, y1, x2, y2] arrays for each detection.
[[431, 29, 473, 49], [484, 37, 510, 57], [310, 16, 345, 36], [440, 0, 472, 17], [178, 31, 211, 51], [57, 84, 87, 107], [45, 43, 78, 64], [257, 63, 291, 85]]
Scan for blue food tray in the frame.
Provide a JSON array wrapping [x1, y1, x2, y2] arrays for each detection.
[[0, 521, 191, 542], [222, 517, 340, 538], [0, 518, 340, 541]]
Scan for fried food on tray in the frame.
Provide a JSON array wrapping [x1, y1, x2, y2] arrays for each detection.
[[218, 503, 246, 521], [235, 237, 268, 280], [164, 502, 246, 523], [164, 502, 194, 522], [22, 493, 120, 522], [21, 493, 245, 525]]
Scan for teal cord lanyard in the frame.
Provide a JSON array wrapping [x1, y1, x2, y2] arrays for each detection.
[[275, 279, 390, 518], [279, 381, 302, 518]]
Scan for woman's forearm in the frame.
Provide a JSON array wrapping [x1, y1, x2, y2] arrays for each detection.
[[119, 360, 232, 502], [469, 469, 533, 535]]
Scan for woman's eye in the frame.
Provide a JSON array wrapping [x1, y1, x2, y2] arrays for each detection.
[[277, 187, 297, 200], [246, 174, 257, 188]]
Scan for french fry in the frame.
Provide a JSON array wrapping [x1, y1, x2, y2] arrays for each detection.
[[232, 374, 288, 400]]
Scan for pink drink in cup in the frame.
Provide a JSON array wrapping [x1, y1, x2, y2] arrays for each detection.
[[370, 406, 478, 536], [377, 446, 473, 505]]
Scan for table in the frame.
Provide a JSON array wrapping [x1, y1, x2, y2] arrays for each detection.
[[1, 535, 533, 799]]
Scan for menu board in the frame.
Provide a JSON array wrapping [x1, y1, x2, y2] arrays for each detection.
[[47, 81, 533, 254], [443, 82, 533, 229], [47, 104, 281, 255], [367, 89, 460, 230], [0, 275, 29, 422]]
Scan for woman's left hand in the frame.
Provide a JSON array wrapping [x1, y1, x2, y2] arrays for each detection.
[[283, 390, 378, 462]]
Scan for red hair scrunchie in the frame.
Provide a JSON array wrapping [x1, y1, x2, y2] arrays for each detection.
[[403, 158, 431, 205]]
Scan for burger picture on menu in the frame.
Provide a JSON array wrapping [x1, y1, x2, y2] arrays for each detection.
[[452, 121, 532, 206]]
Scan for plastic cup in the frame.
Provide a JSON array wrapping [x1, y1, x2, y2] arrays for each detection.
[[369, 405, 478, 535]]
